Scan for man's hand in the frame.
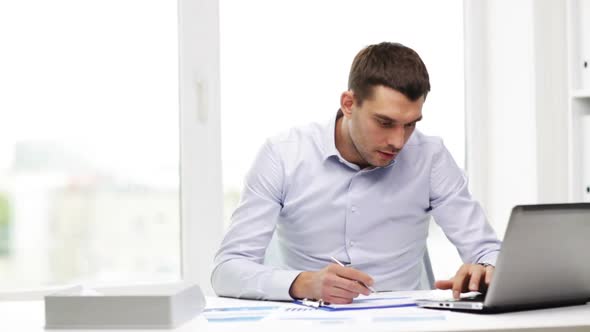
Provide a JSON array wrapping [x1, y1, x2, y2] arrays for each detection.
[[289, 264, 374, 304], [434, 263, 495, 299]]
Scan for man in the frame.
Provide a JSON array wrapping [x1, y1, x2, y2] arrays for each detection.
[[212, 42, 501, 303]]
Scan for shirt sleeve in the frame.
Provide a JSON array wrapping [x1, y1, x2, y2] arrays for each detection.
[[211, 139, 303, 300], [428, 142, 501, 266]]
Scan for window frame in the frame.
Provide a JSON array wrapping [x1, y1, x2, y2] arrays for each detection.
[[178, 0, 223, 296]]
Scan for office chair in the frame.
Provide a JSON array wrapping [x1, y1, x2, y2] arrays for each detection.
[[421, 248, 435, 290]]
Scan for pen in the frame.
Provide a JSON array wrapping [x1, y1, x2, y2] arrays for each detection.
[[329, 256, 376, 293]]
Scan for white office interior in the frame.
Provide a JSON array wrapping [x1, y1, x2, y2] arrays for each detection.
[[0, 0, 589, 328]]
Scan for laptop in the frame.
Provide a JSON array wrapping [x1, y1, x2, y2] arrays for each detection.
[[416, 203, 590, 313]]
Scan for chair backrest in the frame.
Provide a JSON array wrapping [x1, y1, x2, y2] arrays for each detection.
[[264, 232, 436, 290], [420, 248, 435, 290]]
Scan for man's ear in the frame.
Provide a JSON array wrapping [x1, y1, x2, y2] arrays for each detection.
[[340, 91, 355, 118]]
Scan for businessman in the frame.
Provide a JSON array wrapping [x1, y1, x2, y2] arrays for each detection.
[[212, 42, 501, 303]]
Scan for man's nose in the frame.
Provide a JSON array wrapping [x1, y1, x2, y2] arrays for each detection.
[[387, 126, 406, 150]]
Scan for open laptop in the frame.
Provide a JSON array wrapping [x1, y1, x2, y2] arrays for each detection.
[[416, 203, 590, 313]]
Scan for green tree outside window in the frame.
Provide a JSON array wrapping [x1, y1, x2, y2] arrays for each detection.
[[0, 193, 11, 256]]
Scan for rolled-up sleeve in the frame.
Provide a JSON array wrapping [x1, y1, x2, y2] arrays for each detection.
[[428, 142, 501, 266], [211, 139, 303, 300]]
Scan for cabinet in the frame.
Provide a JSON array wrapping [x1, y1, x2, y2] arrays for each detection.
[[567, 0, 590, 202]]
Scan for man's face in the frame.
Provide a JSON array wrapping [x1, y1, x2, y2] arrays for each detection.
[[347, 85, 424, 168]]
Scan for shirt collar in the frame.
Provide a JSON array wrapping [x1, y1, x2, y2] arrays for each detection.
[[322, 109, 343, 161], [322, 109, 396, 169]]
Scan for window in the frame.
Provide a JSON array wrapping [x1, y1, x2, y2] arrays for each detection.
[[0, 0, 181, 290], [220, 0, 465, 279]]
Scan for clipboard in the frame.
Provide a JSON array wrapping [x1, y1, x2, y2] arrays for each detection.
[[293, 296, 416, 311]]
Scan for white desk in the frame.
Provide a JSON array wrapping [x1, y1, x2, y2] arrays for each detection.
[[1, 290, 589, 332]]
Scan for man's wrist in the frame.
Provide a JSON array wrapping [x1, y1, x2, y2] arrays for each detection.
[[288, 271, 313, 300]]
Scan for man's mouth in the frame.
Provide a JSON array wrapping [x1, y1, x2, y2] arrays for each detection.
[[377, 151, 396, 159]]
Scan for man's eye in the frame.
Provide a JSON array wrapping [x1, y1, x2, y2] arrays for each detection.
[[405, 122, 416, 128], [378, 120, 392, 127]]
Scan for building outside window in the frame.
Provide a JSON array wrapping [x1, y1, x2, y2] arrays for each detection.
[[0, 0, 181, 290]]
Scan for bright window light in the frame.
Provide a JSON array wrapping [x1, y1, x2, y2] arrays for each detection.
[[0, 0, 180, 289]]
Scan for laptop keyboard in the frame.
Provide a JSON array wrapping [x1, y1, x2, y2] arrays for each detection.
[[453, 293, 486, 302]]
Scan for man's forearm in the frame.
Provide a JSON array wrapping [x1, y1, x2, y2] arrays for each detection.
[[211, 258, 303, 301]]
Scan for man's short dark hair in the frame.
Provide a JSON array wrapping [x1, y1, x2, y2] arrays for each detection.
[[348, 42, 430, 104]]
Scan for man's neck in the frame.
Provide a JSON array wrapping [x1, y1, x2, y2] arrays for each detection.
[[335, 115, 370, 169]]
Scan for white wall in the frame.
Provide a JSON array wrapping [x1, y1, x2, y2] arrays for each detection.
[[465, 0, 569, 236], [533, 0, 569, 204]]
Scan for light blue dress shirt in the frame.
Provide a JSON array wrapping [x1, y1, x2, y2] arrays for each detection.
[[212, 112, 501, 300]]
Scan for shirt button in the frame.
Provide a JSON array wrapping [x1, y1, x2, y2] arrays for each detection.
[[351, 206, 357, 213], [349, 241, 355, 247]]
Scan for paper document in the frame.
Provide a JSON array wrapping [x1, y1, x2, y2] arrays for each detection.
[[294, 292, 416, 311], [267, 303, 445, 324], [203, 306, 280, 323]]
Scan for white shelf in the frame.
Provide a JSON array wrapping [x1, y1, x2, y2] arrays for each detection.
[[567, 0, 590, 202], [571, 89, 590, 98]]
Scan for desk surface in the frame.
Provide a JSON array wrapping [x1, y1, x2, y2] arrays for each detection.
[[1, 290, 589, 332]]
